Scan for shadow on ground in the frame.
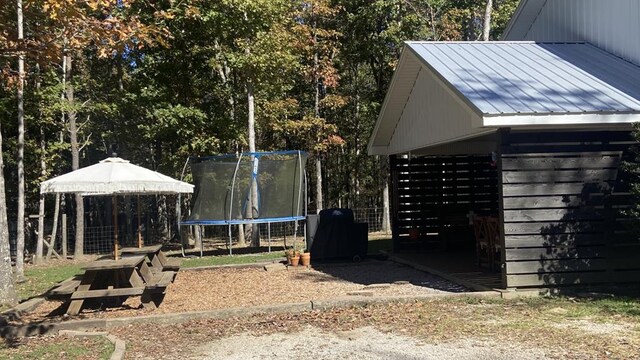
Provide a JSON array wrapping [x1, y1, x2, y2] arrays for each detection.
[[295, 259, 469, 293]]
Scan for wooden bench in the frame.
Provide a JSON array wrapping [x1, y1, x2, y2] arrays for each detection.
[[49, 276, 82, 297], [70, 287, 145, 300], [146, 271, 176, 291], [139, 270, 176, 308], [120, 244, 181, 272]]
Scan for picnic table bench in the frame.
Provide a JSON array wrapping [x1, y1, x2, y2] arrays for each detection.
[[48, 275, 83, 298], [120, 244, 181, 273], [64, 255, 175, 316]]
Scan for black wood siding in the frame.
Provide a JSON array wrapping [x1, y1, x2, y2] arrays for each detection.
[[500, 130, 639, 288]]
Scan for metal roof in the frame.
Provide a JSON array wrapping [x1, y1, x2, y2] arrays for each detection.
[[406, 41, 640, 115]]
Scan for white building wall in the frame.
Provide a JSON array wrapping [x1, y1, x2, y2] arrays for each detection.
[[520, 0, 640, 66], [386, 67, 484, 154]]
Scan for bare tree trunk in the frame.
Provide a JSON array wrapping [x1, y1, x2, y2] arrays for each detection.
[[46, 194, 60, 260], [0, 112, 17, 306], [194, 225, 202, 250], [34, 62, 45, 264], [158, 195, 169, 241], [237, 224, 245, 246], [482, 0, 493, 41], [65, 54, 84, 258], [246, 79, 260, 247], [315, 157, 323, 213], [382, 180, 391, 234], [36, 129, 46, 264], [313, 22, 324, 214], [16, 0, 25, 279], [215, 44, 244, 248]]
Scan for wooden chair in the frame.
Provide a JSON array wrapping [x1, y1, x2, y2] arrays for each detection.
[[472, 216, 491, 268], [485, 217, 502, 271]]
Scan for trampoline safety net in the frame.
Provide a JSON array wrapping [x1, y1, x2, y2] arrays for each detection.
[[183, 151, 307, 225]]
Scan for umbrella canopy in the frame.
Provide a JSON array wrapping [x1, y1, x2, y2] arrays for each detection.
[[40, 157, 193, 195]]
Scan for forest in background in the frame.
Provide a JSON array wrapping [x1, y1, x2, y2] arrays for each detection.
[[0, 0, 519, 270]]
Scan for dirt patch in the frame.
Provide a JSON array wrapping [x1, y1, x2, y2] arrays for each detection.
[[19, 260, 466, 323], [194, 325, 548, 360], [552, 319, 633, 335]]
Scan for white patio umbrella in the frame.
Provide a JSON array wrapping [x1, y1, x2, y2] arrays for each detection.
[[40, 157, 194, 259]]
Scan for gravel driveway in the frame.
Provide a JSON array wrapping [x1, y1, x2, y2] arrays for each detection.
[[195, 326, 548, 360]]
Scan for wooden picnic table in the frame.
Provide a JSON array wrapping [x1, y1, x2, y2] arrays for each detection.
[[65, 254, 175, 316], [120, 244, 181, 273]]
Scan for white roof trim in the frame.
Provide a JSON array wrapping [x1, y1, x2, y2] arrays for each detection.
[[372, 129, 498, 156], [367, 47, 421, 152], [483, 113, 640, 126]]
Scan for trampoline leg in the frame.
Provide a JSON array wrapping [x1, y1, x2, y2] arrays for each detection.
[[200, 226, 203, 258], [228, 224, 232, 256], [293, 220, 297, 251], [268, 222, 271, 253]]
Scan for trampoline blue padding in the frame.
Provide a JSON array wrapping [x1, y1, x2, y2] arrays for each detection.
[[180, 216, 306, 226]]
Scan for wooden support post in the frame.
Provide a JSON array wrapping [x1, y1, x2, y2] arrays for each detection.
[[113, 196, 119, 260], [62, 215, 67, 258], [137, 195, 143, 248], [66, 270, 96, 316]]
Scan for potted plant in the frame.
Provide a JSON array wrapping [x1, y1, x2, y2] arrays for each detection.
[[284, 247, 300, 266], [300, 248, 311, 267]]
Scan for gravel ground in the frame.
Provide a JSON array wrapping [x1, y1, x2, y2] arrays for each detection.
[[194, 326, 549, 360], [23, 260, 467, 322]]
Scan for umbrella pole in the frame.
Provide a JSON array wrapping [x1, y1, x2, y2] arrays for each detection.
[[137, 195, 142, 248], [113, 196, 119, 260]]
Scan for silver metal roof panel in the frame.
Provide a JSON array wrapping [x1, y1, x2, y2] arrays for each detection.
[[406, 42, 640, 115]]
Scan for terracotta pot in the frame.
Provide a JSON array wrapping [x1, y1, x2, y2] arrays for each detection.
[[291, 255, 300, 267], [300, 252, 311, 267]]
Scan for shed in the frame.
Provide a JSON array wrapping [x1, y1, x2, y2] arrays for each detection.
[[369, 41, 640, 289]]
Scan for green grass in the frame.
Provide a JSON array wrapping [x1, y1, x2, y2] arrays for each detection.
[[565, 297, 640, 318], [180, 251, 285, 268], [17, 263, 84, 300], [0, 337, 113, 360]]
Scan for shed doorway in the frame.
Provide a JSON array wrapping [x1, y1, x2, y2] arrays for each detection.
[[389, 153, 503, 289]]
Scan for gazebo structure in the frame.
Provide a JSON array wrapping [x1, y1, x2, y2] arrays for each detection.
[[40, 157, 194, 258], [369, 2, 640, 290]]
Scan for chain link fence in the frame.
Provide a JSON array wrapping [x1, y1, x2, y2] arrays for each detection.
[[12, 207, 390, 257]]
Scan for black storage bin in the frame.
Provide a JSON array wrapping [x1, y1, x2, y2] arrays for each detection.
[[309, 208, 368, 261]]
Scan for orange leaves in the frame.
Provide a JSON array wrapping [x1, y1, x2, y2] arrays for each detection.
[[32, 0, 170, 62], [268, 114, 344, 153]]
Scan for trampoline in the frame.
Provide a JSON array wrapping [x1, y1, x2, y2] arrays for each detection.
[[180, 150, 308, 255]]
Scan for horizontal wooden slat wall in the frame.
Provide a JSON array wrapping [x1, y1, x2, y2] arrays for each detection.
[[390, 154, 499, 252], [500, 130, 638, 288]]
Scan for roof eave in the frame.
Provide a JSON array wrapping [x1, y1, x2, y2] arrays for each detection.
[[501, 0, 548, 41], [367, 44, 416, 155], [501, 0, 529, 40]]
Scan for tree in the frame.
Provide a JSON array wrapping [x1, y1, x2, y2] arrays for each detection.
[[482, 0, 493, 41], [38, 0, 168, 257], [0, 119, 17, 306], [15, 0, 25, 279], [206, 0, 299, 246]]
